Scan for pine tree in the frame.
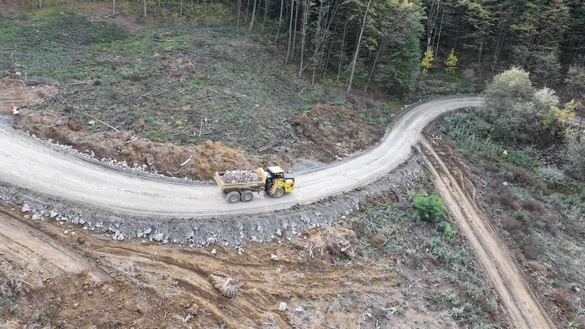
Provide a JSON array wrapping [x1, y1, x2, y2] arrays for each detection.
[[444, 48, 457, 74], [421, 49, 433, 74]]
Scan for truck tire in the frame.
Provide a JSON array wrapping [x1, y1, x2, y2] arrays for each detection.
[[273, 187, 285, 198], [241, 190, 254, 202], [226, 191, 241, 203]]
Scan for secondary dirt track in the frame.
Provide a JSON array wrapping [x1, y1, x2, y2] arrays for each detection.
[[419, 139, 556, 329]]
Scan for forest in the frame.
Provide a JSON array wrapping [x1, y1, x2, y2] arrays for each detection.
[[66, 0, 585, 104]]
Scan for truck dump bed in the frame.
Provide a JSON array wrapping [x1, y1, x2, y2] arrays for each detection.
[[213, 168, 266, 192]]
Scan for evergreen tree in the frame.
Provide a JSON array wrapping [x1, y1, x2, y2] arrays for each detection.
[[421, 49, 433, 74], [444, 48, 457, 74]]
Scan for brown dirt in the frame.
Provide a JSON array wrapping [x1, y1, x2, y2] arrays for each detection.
[[419, 139, 556, 329], [293, 105, 383, 162], [3, 78, 381, 180], [0, 36, 562, 329], [0, 202, 462, 329], [0, 79, 492, 329]]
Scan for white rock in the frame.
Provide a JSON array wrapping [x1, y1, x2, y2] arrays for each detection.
[[207, 237, 216, 244], [22, 204, 31, 212], [271, 254, 279, 261], [153, 233, 164, 241], [278, 302, 287, 312], [211, 249, 217, 256]]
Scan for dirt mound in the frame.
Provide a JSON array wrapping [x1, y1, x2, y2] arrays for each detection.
[[3, 78, 385, 180], [14, 110, 261, 180], [0, 78, 59, 112], [293, 105, 384, 162]]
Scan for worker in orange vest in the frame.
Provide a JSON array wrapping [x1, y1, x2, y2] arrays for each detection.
[[10, 102, 19, 116]]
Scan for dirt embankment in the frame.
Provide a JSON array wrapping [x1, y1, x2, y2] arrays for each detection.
[[4, 78, 382, 180]]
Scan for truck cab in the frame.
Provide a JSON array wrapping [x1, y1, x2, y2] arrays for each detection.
[[265, 166, 295, 198]]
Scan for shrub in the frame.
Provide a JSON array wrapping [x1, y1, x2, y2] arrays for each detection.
[[436, 221, 454, 237], [411, 190, 445, 223], [502, 215, 523, 232], [520, 199, 544, 213], [505, 151, 539, 169], [508, 166, 538, 187], [536, 166, 566, 188], [564, 135, 585, 181], [496, 193, 520, 210], [514, 210, 530, 223]]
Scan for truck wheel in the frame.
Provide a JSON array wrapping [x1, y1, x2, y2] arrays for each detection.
[[226, 191, 241, 203], [273, 187, 285, 198], [241, 190, 254, 202]]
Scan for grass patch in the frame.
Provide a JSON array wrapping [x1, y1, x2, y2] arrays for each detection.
[[0, 12, 347, 153], [351, 189, 499, 328], [440, 111, 585, 326]]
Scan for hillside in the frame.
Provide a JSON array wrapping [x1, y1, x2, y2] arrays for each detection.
[[1, 1, 584, 329], [1, 1, 387, 179]]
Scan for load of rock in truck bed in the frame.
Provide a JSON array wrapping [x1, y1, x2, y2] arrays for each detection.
[[221, 170, 261, 184]]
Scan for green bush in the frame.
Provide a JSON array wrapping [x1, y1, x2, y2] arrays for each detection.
[[504, 150, 540, 169], [536, 165, 567, 188], [411, 190, 445, 223]]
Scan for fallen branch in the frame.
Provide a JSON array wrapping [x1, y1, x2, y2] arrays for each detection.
[[180, 155, 193, 167], [80, 113, 119, 132], [103, 12, 121, 19]]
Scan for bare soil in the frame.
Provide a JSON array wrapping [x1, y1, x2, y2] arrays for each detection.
[[0, 77, 565, 329], [2, 78, 381, 180]]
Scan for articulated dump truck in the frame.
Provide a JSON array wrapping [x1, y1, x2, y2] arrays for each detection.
[[213, 166, 295, 203]]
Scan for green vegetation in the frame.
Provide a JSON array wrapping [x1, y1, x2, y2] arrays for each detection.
[[0, 280, 20, 315], [353, 190, 497, 328], [408, 189, 445, 223], [440, 68, 585, 327]]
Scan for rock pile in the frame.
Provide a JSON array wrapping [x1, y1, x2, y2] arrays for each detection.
[[221, 170, 260, 184]]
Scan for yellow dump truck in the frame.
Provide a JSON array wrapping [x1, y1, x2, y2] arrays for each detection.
[[213, 166, 295, 203]]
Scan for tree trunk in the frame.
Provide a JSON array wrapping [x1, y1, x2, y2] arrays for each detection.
[[237, 0, 242, 27], [433, 8, 445, 56], [286, 0, 295, 64], [364, 37, 386, 92], [249, 0, 258, 30], [38, 0, 43, 9], [426, 0, 441, 51], [298, 0, 309, 76], [337, 20, 349, 82], [143, 0, 147, 18], [112, 0, 116, 16], [262, 0, 270, 32], [291, 0, 300, 61], [274, 0, 284, 43], [347, 0, 373, 93]]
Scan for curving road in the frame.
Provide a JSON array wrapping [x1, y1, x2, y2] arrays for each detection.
[[0, 95, 560, 329], [0, 96, 482, 218]]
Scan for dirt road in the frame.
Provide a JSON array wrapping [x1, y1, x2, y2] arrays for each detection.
[[0, 96, 482, 218], [0, 96, 559, 328], [418, 139, 557, 329]]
